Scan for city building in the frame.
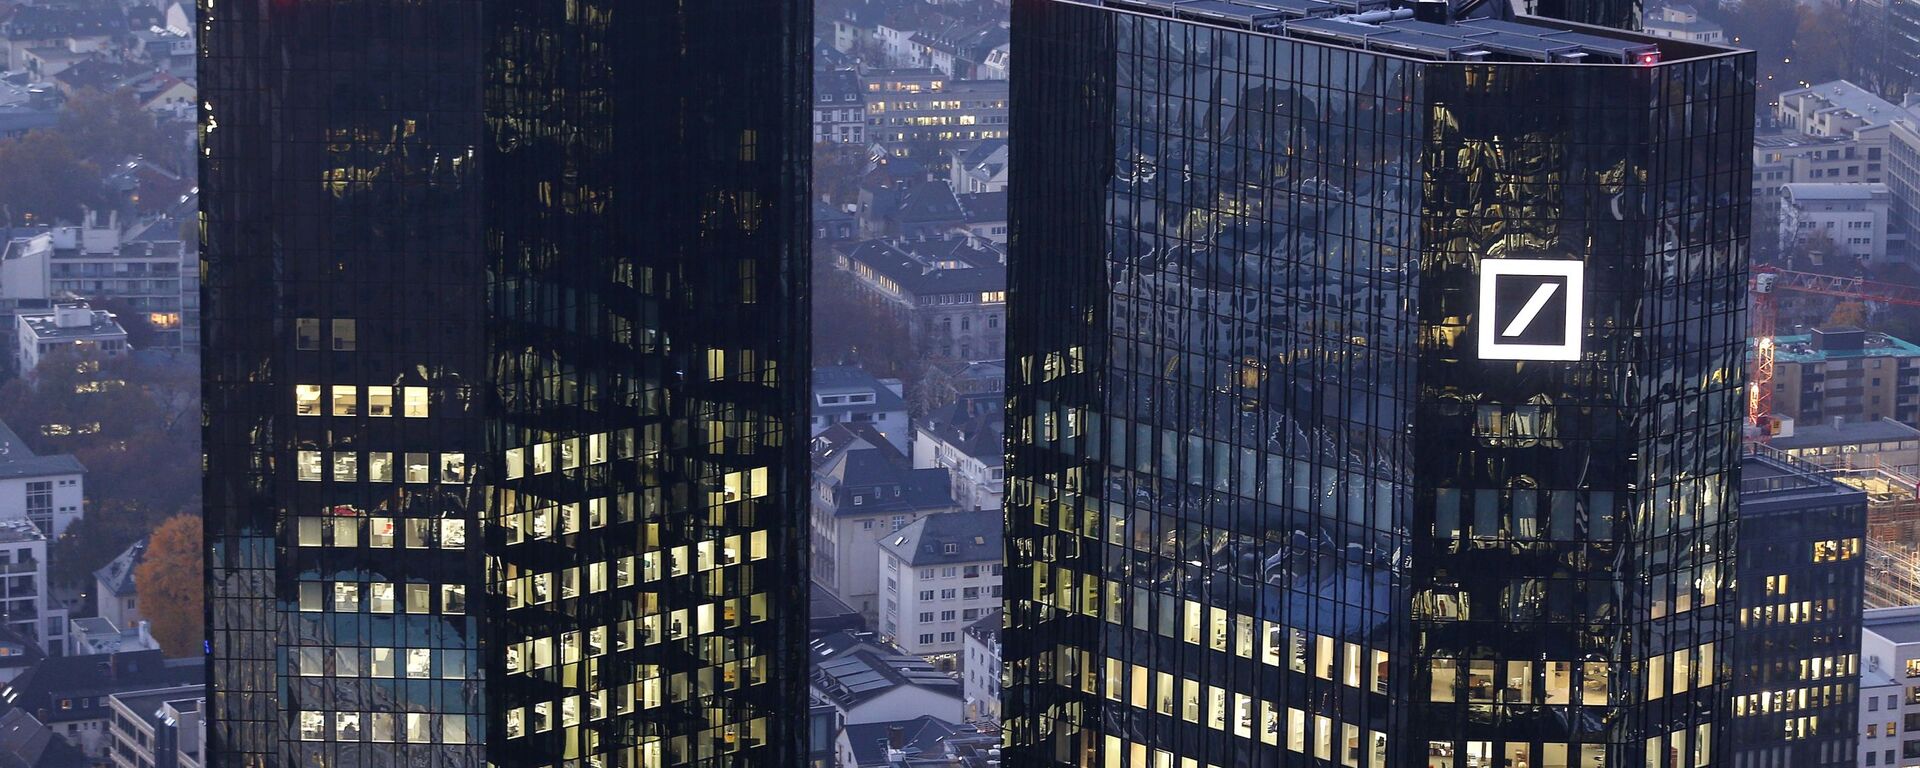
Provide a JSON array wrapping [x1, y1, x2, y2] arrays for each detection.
[[0, 650, 203, 761], [1773, 417, 1920, 475], [200, 0, 814, 765], [1779, 183, 1892, 265], [69, 618, 160, 657], [833, 237, 1006, 361], [1007, 3, 1750, 764], [809, 631, 964, 728], [92, 539, 146, 631], [0, 418, 84, 539], [1640, 4, 1725, 43], [809, 693, 839, 768], [1733, 452, 1867, 766], [813, 366, 912, 452], [1511, 0, 1640, 29], [863, 69, 1008, 152], [1771, 328, 1920, 428], [876, 510, 1003, 665], [1755, 131, 1880, 226], [0, 709, 89, 768], [1858, 607, 1920, 766], [42, 212, 190, 350], [954, 191, 1008, 246], [838, 716, 992, 767], [816, 68, 867, 144], [810, 434, 958, 618], [15, 303, 129, 375], [961, 610, 1001, 726], [0, 519, 65, 655], [948, 140, 1008, 194], [913, 394, 1006, 511], [1858, 667, 1903, 768], [105, 686, 203, 768]]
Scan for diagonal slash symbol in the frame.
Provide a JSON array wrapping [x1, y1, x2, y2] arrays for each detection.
[[1502, 283, 1560, 338]]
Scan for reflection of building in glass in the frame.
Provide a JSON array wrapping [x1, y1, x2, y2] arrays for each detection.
[[201, 1, 812, 766], [1006, 2, 1750, 765], [1733, 451, 1865, 766]]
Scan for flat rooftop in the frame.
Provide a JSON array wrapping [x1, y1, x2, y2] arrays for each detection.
[[1086, 0, 1738, 63], [1866, 607, 1920, 645], [1773, 331, 1920, 363]]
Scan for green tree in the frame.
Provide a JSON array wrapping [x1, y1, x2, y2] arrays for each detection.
[[0, 347, 201, 516], [133, 515, 202, 657], [57, 89, 167, 166], [49, 499, 161, 589], [0, 130, 101, 224]]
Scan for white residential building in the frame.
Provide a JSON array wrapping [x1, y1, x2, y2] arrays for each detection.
[[0, 418, 85, 539], [961, 609, 1000, 725], [16, 302, 130, 374], [876, 510, 1002, 666], [0, 519, 67, 655], [93, 538, 147, 631], [1779, 183, 1891, 264], [810, 433, 957, 620], [1641, 4, 1726, 43], [912, 395, 1004, 512], [106, 685, 204, 768], [1861, 606, 1920, 767], [812, 366, 911, 453]]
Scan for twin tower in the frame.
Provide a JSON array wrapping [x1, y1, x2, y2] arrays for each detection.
[[199, 0, 1748, 766]]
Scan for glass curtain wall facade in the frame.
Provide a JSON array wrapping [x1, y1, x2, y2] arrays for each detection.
[[1730, 452, 1865, 767], [200, 1, 811, 767], [1004, 1, 1753, 765]]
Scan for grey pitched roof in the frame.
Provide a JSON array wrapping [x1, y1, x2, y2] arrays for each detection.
[[1772, 417, 1920, 448], [815, 69, 862, 105], [809, 631, 960, 710], [919, 397, 1004, 467], [0, 708, 84, 768], [842, 716, 968, 767], [93, 538, 147, 598], [838, 239, 1005, 297], [957, 192, 1005, 223], [811, 423, 906, 469], [0, 419, 84, 481], [963, 608, 1000, 644], [0, 650, 204, 726], [824, 452, 954, 517], [879, 510, 1002, 567], [813, 366, 907, 416]]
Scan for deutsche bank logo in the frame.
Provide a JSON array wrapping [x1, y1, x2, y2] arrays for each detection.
[[1478, 259, 1583, 361]]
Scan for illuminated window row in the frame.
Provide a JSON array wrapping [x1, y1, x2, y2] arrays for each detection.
[[1733, 682, 1853, 717], [295, 384, 430, 418], [1646, 643, 1719, 701], [501, 533, 769, 609], [1813, 537, 1861, 562], [294, 516, 465, 549], [1096, 714, 1385, 768], [296, 581, 466, 615], [1739, 598, 1838, 628], [293, 645, 469, 680], [1642, 723, 1714, 767], [1031, 561, 1391, 693], [295, 710, 468, 744], [503, 657, 770, 739], [503, 594, 771, 676], [1431, 658, 1607, 706], [504, 433, 611, 478], [294, 450, 467, 484]]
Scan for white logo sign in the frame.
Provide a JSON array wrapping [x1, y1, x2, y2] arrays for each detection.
[[1478, 259, 1583, 361]]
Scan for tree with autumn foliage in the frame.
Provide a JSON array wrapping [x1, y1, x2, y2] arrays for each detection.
[[133, 515, 202, 657]]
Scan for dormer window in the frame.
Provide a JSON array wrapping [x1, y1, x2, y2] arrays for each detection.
[[944, 543, 958, 554]]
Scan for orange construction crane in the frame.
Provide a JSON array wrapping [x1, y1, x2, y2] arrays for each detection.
[[1749, 265, 1920, 439]]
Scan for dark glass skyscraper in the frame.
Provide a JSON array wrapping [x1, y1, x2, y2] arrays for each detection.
[[1005, 2, 1752, 765], [1731, 452, 1865, 767], [200, 2, 810, 766]]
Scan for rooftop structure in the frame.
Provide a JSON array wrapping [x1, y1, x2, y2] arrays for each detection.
[[15, 302, 128, 374]]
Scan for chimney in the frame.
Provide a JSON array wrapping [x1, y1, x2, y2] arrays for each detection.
[[889, 724, 907, 749], [137, 621, 152, 647]]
